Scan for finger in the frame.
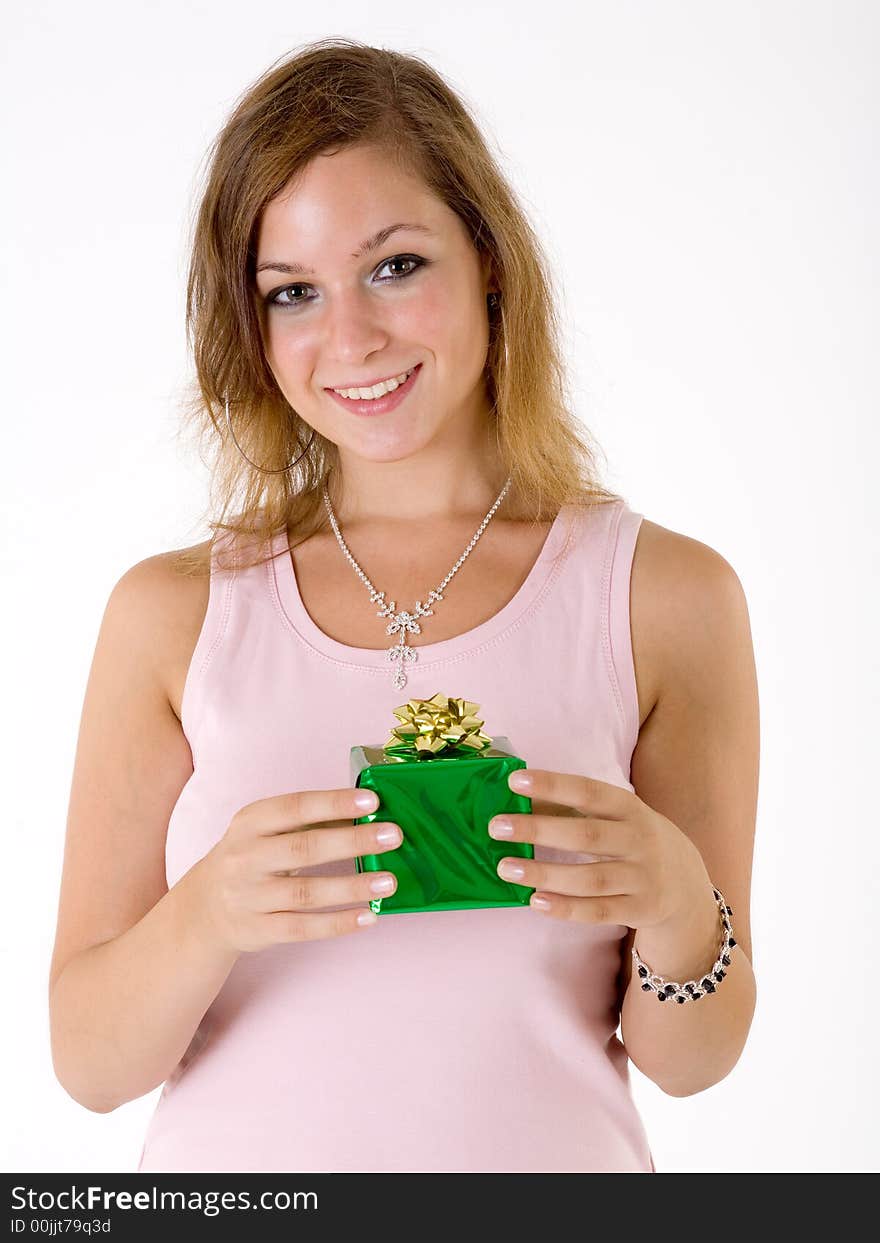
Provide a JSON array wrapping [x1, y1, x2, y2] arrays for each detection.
[[261, 907, 380, 942], [508, 770, 633, 820], [489, 813, 635, 857], [260, 868, 398, 913], [246, 787, 383, 836], [526, 892, 640, 926], [257, 821, 403, 874], [497, 857, 639, 900]]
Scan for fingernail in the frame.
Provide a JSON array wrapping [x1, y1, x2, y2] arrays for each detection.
[[509, 770, 532, 792], [354, 790, 380, 811], [369, 874, 396, 895], [489, 816, 514, 838], [498, 859, 525, 881], [376, 824, 402, 846]]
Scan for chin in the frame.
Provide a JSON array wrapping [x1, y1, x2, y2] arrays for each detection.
[[345, 421, 443, 463]]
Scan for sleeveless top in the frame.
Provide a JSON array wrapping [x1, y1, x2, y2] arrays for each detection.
[[136, 497, 656, 1173]]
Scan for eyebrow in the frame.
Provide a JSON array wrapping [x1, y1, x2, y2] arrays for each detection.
[[255, 222, 436, 277]]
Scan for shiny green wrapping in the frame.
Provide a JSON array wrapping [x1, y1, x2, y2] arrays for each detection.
[[350, 735, 533, 915]]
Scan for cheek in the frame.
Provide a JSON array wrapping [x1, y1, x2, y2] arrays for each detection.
[[264, 317, 315, 375], [388, 288, 444, 341], [401, 284, 485, 360]]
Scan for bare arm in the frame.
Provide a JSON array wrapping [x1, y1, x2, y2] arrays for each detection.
[[618, 527, 759, 1096], [50, 867, 238, 1112], [48, 552, 237, 1112]]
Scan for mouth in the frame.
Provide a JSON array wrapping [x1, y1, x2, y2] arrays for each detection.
[[325, 363, 422, 417]]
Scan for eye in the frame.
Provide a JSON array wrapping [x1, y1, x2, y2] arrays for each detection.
[[264, 253, 426, 310], [376, 254, 423, 280], [266, 281, 311, 309]]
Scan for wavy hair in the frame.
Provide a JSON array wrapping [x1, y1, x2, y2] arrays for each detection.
[[172, 37, 623, 575]]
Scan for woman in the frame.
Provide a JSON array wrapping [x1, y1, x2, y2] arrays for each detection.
[[48, 38, 758, 1173]]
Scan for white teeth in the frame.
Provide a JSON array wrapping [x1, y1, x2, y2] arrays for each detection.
[[333, 367, 414, 400]]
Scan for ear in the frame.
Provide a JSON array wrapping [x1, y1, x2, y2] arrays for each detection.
[[479, 249, 495, 297]]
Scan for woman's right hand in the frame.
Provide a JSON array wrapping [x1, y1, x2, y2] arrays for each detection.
[[188, 786, 401, 954]]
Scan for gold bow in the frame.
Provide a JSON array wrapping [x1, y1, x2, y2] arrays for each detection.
[[382, 692, 494, 759]]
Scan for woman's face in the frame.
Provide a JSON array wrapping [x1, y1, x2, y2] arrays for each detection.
[[253, 143, 494, 464]]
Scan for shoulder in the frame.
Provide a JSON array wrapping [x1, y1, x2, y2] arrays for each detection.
[[632, 517, 745, 600], [630, 517, 750, 715], [110, 541, 213, 718], [112, 541, 213, 619]]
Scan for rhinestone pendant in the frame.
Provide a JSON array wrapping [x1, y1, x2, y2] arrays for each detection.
[[372, 589, 443, 689], [388, 635, 418, 690]]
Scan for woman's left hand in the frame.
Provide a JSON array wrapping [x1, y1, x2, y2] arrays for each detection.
[[489, 768, 711, 929]]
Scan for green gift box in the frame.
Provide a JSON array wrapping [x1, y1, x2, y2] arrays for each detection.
[[350, 693, 534, 915]]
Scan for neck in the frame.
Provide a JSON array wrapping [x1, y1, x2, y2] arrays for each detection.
[[325, 411, 512, 526]]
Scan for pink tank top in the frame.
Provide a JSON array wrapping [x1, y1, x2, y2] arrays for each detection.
[[137, 497, 656, 1173]]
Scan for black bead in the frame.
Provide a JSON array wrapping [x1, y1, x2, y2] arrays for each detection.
[[722, 954, 731, 966], [726, 905, 732, 915], [685, 983, 696, 993], [664, 984, 677, 995], [641, 983, 653, 991], [676, 995, 687, 1003], [704, 981, 716, 992], [729, 937, 736, 947], [657, 991, 667, 1001], [714, 969, 725, 981], [637, 966, 648, 978]]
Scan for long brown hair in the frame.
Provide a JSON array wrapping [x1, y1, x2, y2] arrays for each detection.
[[172, 37, 623, 576]]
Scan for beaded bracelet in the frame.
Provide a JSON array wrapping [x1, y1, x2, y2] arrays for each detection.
[[631, 886, 736, 1003]]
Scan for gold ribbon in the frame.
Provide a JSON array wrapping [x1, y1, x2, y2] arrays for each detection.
[[382, 692, 494, 760]]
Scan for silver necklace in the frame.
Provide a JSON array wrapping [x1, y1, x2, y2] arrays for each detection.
[[321, 476, 514, 689]]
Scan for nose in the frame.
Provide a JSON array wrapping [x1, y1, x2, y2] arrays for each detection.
[[324, 287, 390, 368]]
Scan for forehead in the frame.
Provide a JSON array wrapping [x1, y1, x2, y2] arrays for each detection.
[[255, 144, 461, 260]]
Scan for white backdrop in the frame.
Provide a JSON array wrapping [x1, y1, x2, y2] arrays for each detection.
[[2, 0, 877, 1175]]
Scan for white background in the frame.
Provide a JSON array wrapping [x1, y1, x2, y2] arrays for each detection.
[[2, 0, 877, 1175]]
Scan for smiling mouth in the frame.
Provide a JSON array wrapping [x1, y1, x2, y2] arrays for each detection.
[[324, 363, 422, 416], [326, 365, 418, 401]]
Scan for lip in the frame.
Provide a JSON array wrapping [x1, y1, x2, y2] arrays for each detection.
[[326, 365, 415, 391], [325, 363, 422, 417]]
